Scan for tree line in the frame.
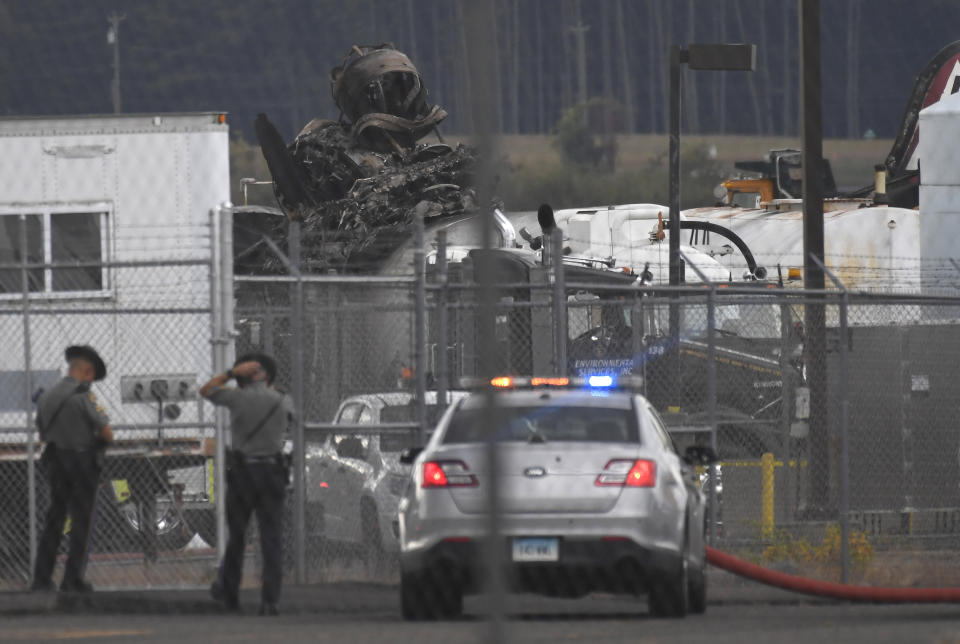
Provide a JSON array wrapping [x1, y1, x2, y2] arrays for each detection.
[[0, 0, 956, 142]]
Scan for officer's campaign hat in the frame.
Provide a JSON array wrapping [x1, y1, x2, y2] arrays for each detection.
[[235, 352, 277, 385], [65, 345, 107, 381]]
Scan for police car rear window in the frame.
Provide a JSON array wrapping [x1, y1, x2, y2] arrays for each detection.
[[442, 406, 638, 444]]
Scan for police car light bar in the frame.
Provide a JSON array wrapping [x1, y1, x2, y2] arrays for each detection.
[[459, 375, 643, 391]]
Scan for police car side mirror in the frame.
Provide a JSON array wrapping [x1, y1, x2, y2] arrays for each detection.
[[399, 446, 424, 465], [683, 445, 717, 466]]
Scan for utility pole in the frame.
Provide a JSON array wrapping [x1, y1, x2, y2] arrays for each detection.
[[569, 18, 590, 116], [846, 0, 860, 138], [107, 12, 125, 113], [799, 0, 829, 514]]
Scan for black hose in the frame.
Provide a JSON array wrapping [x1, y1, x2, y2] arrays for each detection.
[[679, 220, 760, 277]]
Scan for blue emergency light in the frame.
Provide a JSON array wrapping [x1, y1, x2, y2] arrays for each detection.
[[587, 375, 615, 388]]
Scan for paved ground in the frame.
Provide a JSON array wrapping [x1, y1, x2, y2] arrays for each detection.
[[2, 587, 960, 643], [3, 577, 960, 643], [0, 568, 809, 616]]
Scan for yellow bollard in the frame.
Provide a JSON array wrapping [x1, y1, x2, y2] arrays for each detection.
[[206, 457, 216, 504], [761, 452, 775, 539]]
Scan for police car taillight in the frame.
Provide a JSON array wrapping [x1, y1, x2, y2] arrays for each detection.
[[595, 459, 656, 487], [422, 461, 478, 488]]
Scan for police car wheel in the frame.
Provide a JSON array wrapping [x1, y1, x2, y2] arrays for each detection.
[[648, 543, 690, 618], [400, 567, 463, 621], [688, 551, 707, 614]]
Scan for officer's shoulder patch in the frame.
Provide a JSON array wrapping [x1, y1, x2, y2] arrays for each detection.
[[88, 392, 97, 403]]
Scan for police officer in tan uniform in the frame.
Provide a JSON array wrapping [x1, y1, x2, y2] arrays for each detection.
[[201, 353, 292, 615], [31, 345, 113, 593]]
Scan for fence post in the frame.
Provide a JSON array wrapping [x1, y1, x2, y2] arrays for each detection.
[[707, 285, 718, 546], [212, 203, 236, 559], [413, 208, 427, 444], [630, 293, 645, 396], [680, 250, 719, 545], [780, 291, 797, 524], [436, 230, 449, 409], [288, 219, 306, 585], [551, 228, 567, 376], [838, 290, 850, 583], [810, 255, 851, 583], [21, 214, 37, 583]]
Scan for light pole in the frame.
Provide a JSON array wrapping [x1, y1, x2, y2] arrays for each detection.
[[667, 43, 756, 409], [799, 0, 830, 516]]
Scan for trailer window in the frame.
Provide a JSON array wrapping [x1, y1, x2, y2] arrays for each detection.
[[0, 215, 43, 293], [51, 212, 103, 291], [0, 206, 109, 297]]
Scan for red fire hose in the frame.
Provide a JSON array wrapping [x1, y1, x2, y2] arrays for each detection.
[[706, 546, 960, 602]]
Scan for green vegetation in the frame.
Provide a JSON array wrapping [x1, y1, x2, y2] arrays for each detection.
[[554, 98, 620, 172], [499, 143, 727, 212], [757, 523, 874, 574], [229, 130, 893, 214]]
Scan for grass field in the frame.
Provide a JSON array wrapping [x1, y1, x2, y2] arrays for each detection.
[[452, 133, 893, 192], [232, 133, 894, 210]]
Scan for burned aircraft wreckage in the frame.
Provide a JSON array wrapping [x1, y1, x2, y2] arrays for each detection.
[[254, 44, 481, 273]]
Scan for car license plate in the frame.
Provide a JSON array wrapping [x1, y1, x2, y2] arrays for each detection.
[[512, 537, 559, 562]]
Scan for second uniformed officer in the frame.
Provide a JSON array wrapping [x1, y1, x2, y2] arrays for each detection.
[[31, 345, 113, 593], [200, 353, 292, 615]]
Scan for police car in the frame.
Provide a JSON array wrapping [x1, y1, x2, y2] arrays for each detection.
[[396, 375, 715, 620]]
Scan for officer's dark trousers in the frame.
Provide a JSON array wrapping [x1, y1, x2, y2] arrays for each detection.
[[34, 448, 100, 588], [221, 458, 285, 605]]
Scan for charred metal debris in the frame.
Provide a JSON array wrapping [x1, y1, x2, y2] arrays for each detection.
[[256, 44, 479, 273]]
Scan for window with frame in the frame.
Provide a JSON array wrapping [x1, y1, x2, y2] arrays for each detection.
[[0, 206, 110, 297]]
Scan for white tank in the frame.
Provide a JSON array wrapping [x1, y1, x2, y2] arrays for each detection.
[[681, 200, 920, 291], [540, 204, 737, 284], [918, 90, 960, 292]]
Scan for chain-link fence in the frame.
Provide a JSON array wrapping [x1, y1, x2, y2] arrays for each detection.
[[6, 204, 960, 598], [246, 234, 960, 591], [0, 254, 221, 591], [234, 272, 421, 584], [418, 245, 960, 587]]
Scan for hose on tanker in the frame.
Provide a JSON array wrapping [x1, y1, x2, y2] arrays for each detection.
[[707, 546, 960, 602]]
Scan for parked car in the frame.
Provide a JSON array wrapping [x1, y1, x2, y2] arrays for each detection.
[[305, 391, 466, 570], [397, 376, 716, 620]]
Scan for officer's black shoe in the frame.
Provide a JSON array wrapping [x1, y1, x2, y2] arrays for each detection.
[[258, 602, 279, 616], [210, 581, 241, 612], [29, 579, 56, 593], [59, 579, 93, 593]]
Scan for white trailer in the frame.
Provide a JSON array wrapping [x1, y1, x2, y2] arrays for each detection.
[[0, 113, 230, 559]]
